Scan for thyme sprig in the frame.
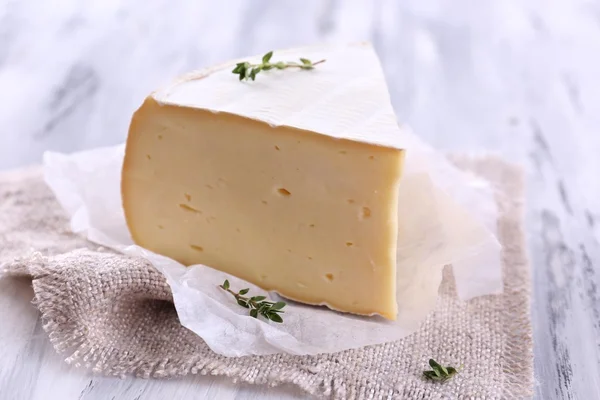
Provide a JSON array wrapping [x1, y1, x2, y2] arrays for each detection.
[[422, 359, 460, 382], [232, 51, 326, 81], [219, 279, 286, 323]]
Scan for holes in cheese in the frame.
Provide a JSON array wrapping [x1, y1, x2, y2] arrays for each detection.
[[345, 242, 354, 247], [179, 203, 202, 214], [190, 244, 204, 252], [361, 207, 372, 219], [277, 188, 291, 196]]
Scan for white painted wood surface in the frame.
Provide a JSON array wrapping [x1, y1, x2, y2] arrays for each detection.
[[1, 0, 600, 398]]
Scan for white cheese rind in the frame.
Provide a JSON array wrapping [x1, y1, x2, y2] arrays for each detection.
[[153, 42, 404, 150]]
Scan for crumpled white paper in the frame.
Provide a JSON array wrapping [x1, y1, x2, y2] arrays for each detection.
[[42, 129, 502, 357]]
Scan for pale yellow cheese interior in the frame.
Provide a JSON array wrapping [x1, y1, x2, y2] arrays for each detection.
[[122, 98, 404, 319]]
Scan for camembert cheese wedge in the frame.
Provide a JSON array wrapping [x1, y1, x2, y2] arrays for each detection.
[[122, 43, 405, 320]]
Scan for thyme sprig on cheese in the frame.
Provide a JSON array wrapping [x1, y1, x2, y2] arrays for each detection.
[[232, 51, 326, 81]]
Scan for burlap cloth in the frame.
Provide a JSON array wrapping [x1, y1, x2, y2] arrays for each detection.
[[0, 157, 533, 399]]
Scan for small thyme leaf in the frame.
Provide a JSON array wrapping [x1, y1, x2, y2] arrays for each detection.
[[429, 359, 446, 377], [231, 52, 326, 81], [232, 63, 244, 74], [219, 279, 287, 323], [262, 51, 273, 63], [258, 302, 269, 312], [269, 313, 283, 323], [423, 359, 460, 383], [423, 371, 439, 381]]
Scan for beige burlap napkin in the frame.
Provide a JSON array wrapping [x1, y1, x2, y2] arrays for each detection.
[[0, 157, 533, 399]]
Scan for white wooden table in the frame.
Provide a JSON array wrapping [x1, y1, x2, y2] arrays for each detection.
[[2, 1, 600, 398]]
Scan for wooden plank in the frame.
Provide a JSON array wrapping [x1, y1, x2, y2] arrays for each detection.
[[0, 278, 40, 400]]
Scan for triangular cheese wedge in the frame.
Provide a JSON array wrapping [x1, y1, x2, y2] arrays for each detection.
[[122, 43, 405, 319]]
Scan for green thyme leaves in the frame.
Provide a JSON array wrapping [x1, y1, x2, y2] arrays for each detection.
[[232, 51, 326, 81], [422, 359, 460, 382], [219, 279, 286, 323]]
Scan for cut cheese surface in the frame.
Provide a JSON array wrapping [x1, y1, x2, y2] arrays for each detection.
[[122, 43, 405, 319]]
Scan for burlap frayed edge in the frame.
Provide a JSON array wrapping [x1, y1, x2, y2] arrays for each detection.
[[452, 155, 533, 399], [492, 159, 534, 399]]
